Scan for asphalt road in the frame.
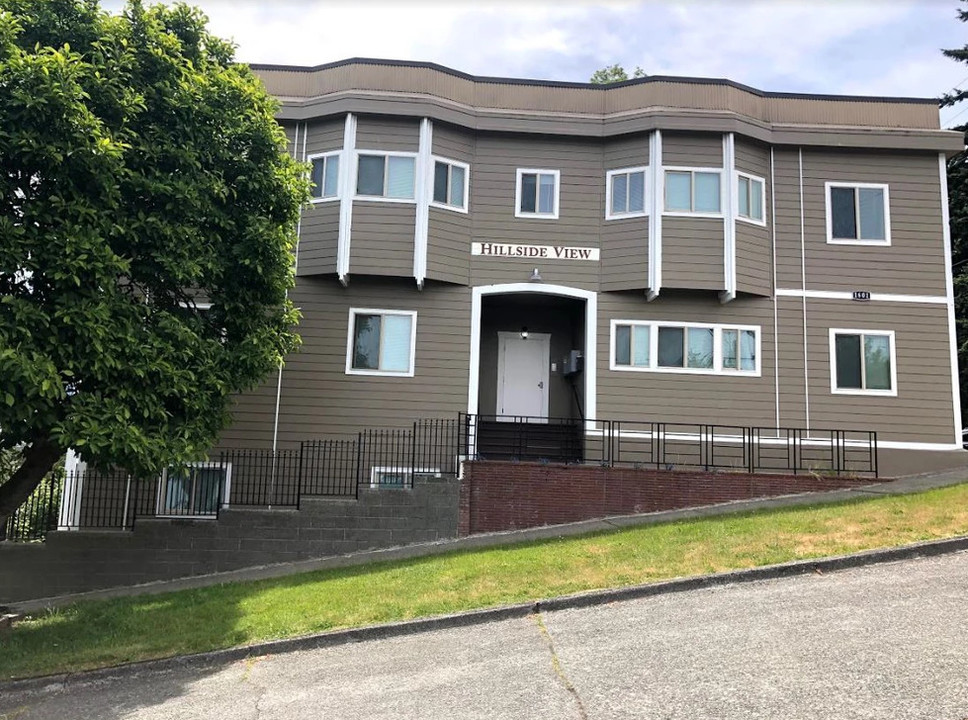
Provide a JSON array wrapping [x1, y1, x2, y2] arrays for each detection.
[[3, 551, 968, 720]]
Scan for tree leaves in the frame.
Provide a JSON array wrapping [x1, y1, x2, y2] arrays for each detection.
[[943, 0, 968, 421], [0, 0, 309, 485]]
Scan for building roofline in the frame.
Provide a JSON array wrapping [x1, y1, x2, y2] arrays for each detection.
[[247, 57, 940, 106]]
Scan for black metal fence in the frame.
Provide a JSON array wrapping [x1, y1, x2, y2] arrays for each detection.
[[5, 413, 877, 540], [461, 415, 878, 477], [1, 474, 63, 542]]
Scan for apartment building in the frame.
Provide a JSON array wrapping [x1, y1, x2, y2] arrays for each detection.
[[197, 58, 961, 480], [12, 58, 968, 601]]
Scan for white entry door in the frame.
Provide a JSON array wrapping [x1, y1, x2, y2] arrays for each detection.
[[497, 332, 550, 422]]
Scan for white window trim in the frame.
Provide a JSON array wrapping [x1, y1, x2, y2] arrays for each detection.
[[735, 170, 767, 227], [156, 462, 232, 518], [605, 166, 649, 220], [515, 168, 560, 219], [429, 155, 470, 214], [307, 150, 341, 204], [369, 466, 441, 488], [609, 319, 761, 377], [354, 150, 419, 204], [824, 182, 892, 246], [345, 308, 418, 377], [828, 328, 897, 397], [662, 166, 724, 218]]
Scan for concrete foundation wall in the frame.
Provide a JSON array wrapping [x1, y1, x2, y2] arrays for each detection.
[[0, 476, 458, 604]]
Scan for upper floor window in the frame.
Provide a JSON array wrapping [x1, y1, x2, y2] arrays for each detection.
[[516, 169, 559, 219], [736, 172, 765, 225], [356, 153, 416, 200], [611, 320, 759, 376], [346, 309, 417, 377], [830, 329, 895, 395], [309, 152, 340, 202], [825, 182, 890, 245], [432, 158, 469, 212], [665, 169, 721, 214], [606, 167, 647, 220]]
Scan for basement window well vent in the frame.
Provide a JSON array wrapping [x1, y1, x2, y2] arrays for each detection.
[[369, 467, 441, 488]]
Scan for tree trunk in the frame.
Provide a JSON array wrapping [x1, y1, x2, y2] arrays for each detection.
[[0, 438, 63, 531]]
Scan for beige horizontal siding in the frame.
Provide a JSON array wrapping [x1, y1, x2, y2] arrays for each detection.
[[427, 207, 470, 285], [799, 150, 947, 296], [304, 117, 345, 156], [217, 382, 280, 449], [432, 122, 475, 163], [734, 138, 773, 296], [604, 133, 650, 169], [775, 297, 807, 428], [271, 277, 471, 444], [356, 115, 420, 152], [469, 135, 604, 289], [773, 149, 804, 289], [596, 292, 776, 426], [802, 298, 956, 444], [662, 132, 723, 167], [662, 217, 725, 291], [296, 202, 339, 276], [349, 203, 416, 277], [601, 218, 649, 291]]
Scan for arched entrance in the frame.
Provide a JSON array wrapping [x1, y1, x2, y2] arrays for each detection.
[[467, 283, 598, 461]]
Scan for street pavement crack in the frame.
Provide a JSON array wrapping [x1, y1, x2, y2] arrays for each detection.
[[531, 612, 589, 720]]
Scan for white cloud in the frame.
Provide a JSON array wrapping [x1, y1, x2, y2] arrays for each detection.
[[101, 0, 968, 126]]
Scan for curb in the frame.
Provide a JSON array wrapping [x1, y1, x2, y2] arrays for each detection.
[[4, 533, 967, 693]]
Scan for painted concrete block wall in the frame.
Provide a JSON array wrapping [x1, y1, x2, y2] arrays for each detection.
[[0, 476, 459, 604]]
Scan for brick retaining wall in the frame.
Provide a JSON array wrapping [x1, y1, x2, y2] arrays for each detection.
[[458, 461, 874, 535]]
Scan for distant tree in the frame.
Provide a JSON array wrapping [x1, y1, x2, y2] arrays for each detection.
[[941, 0, 968, 420], [0, 0, 309, 525], [590, 63, 646, 84]]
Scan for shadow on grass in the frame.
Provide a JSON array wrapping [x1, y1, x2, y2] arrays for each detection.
[[2, 482, 965, 718]]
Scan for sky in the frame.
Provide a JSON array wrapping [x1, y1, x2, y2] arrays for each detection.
[[102, 0, 968, 128]]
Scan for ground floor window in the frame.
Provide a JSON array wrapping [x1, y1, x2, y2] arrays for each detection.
[[158, 464, 229, 517], [369, 467, 440, 488], [830, 329, 895, 395], [346, 309, 417, 377], [611, 320, 760, 376]]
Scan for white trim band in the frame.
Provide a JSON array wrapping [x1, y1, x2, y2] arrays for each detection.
[[776, 288, 948, 304]]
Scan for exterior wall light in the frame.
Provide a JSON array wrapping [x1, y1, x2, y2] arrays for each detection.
[[520, 326, 529, 340], [529, 267, 542, 282]]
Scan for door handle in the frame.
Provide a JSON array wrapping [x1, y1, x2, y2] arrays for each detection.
[[538, 381, 544, 389]]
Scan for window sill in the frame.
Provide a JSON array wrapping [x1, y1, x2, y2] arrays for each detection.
[[514, 211, 559, 220], [346, 368, 415, 378], [605, 211, 649, 221], [831, 387, 897, 397], [737, 215, 767, 228], [826, 238, 892, 247], [662, 211, 724, 219], [610, 364, 760, 378], [310, 196, 340, 205], [430, 201, 469, 215], [354, 195, 417, 204]]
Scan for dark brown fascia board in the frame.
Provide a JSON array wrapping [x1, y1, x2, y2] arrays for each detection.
[[250, 57, 939, 106], [274, 94, 965, 155]]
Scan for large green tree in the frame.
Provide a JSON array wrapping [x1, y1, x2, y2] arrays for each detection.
[[941, 0, 968, 420], [590, 63, 646, 84], [0, 0, 308, 522]]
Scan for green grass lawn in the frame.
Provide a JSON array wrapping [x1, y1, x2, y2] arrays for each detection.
[[3, 482, 968, 681]]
